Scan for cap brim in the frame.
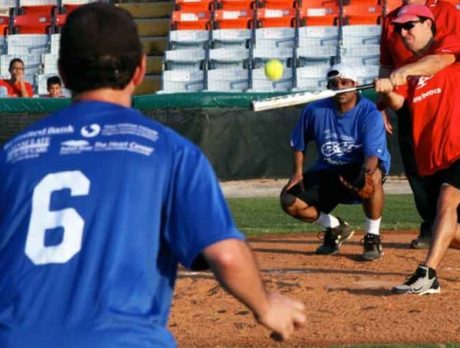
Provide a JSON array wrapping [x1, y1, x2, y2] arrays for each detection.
[[392, 14, 419, 24]]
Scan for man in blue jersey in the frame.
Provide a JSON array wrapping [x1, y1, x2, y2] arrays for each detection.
[[280, 64, 391, 261], [0, 4, 306, 347]]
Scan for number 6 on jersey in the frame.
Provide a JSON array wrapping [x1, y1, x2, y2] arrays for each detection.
[[25, 171, 90, 265]]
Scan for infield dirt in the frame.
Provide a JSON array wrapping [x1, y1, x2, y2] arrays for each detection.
[[169, 231, 460, 347]]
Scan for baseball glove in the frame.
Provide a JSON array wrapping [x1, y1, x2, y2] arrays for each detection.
[[339, 168, 375, 199]]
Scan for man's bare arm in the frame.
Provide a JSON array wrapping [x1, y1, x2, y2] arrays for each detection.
[[203, 239, 306, 340]]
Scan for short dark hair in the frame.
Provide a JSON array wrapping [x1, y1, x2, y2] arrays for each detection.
[[9, 58, 24, 71], [47, 75, 62, 88], [59, 3, 143, 94]]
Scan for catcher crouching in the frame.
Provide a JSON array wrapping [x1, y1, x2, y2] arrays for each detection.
[[280, 63, 391, 261]]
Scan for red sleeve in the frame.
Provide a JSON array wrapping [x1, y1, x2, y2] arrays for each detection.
[[25, 82, 34, 97], [430, 35, 460, 63]]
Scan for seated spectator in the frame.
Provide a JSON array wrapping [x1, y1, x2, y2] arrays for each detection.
[[46, 75, 64, 98], [2, 58, 34, 97]]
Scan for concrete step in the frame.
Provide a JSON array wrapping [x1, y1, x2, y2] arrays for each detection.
[[142, 36, 168, 55], [135, 75, 161, 95], [118, 2, 173, 18], [146, 56, 163, 74], [136, 18, 170, 37]]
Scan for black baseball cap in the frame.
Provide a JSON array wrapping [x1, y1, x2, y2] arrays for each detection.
[[59, 2, 143, 92]]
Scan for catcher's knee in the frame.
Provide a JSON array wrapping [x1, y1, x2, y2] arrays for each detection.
[[280, 193, 297, 212]]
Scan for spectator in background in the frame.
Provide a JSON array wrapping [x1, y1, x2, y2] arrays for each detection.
[[46, 75, 64, 98], [3, 58, 34, 97], [378, 0, 460, 249]]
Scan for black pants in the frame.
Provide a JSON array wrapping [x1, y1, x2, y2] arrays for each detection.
[[397, 103, 436, 236]]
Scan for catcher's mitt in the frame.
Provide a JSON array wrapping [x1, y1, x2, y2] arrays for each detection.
[[339, 168, 375, 199]]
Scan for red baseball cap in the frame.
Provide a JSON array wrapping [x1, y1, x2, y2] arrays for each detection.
[[392, 4, 435, 24]]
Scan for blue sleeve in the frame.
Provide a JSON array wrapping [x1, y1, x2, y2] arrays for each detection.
[[361, 109, 388, 163], [164, 142, 244, 269], [290, 106, 310, 151]]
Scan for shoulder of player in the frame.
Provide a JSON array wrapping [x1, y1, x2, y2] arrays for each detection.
[[355, 97, 381, 118], [433, 0, 458, 12]]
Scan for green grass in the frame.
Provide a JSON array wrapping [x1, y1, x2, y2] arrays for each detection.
[[227, 194, 421, 236]]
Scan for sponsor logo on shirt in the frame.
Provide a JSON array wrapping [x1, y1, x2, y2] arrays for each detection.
[[321, 141, 362, 157], [6, 137, 50, 163], [81, 124, 101, 138], [415, 75, 433, 89], [60, 140, 93, 154], [413, 88, 442, 103]]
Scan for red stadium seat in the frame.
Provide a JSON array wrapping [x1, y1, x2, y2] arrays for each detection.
[[214, 9, 254, 28], [299, 5, 339, 26], [343, 4, 382, 25], [171, 10, 211, 30], [298, 0, 338, 8], [260, 0, 298, 9], [0, 16, 10, 36], [13, 5, 54, 34], [215, 0, 255, 10]]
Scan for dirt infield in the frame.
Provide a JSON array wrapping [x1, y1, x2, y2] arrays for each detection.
[[169, 230, 460, 347]]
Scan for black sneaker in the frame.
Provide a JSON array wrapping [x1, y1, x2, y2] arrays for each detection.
[[391, 264, 441, 295], [361, 233, 383, 261], [410, 235, 431, 249], [410, 222, 432, 249], [315, 218, 354, 255]]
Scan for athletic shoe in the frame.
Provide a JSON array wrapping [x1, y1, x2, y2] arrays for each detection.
[[391, 264, 441, 295], [315, 218, 354, 255], [410, 235, 431, 249], [410, 222, 432, 249], [361, 233, 383, 261]]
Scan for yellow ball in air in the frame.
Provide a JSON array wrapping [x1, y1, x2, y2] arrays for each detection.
[[264, 59, 284, 81]]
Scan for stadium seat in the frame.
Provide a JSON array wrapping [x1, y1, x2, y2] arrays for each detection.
[[298, 5, 339, 26], [169, 29, 210, 49], [42, 52, 58, 74], [297, 25, 338, 48], [209, 46, 249, 68], [164, 47, 206, 71], [256, 8, 297, 28], [340, 44, 380, 65], [259, 0, 297, 9], [251, 65, 293, 91], [214, 9, 254, 29], [6, 34, 49, 55], [298, 0, 338, 6], [215, 0, 255, 10], [0, 16, 9, 36], [341, 24, 381, 47], [175, 0, 214, 12], [161, 70, 205, 92], [171, 11, 211, 30], [55, 4, 82, 29], [252, 45, 293, 68], [211, 28, 251, 48], [255, 27, 295, 48], [207, 67, 249, 91], [343, 4, 382, 25], [12, 5, 54, 34]]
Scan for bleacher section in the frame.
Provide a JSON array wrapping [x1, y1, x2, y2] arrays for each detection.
[[161, 0, 460, 93], [0, 0, 95, 96]]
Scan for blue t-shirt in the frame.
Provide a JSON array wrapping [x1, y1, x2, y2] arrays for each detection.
[[0, 101, 244, 348], [290, 96, 391, 174]]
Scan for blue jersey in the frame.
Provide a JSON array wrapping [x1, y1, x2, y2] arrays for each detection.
[[0, 101, 244, 348], [290, 96, 391, 174]]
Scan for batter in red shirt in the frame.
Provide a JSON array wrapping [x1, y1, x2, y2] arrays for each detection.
[[376, 3, 460, 297]]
